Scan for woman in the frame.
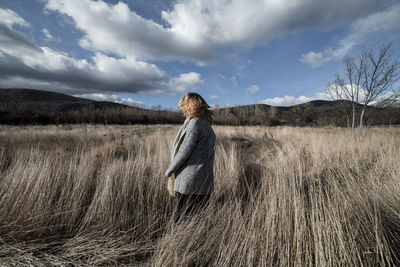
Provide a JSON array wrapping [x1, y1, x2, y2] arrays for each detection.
[[165, 92, 216, 222]]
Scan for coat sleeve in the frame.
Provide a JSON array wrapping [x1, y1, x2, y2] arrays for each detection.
[[164, 122, 200, 177]]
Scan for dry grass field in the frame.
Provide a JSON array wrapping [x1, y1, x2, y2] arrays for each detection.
[[0, 124, 399, 266]]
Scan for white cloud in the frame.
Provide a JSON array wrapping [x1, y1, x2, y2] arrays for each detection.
[[300, 49, 332, 68], [0, 7, 204, 95], [44, 0, 377, 63], [73, 93, 145, 107], [118, 97, 145, 107], [334, 2, 400, 58], [41, 28, 61, 42], [210, 94, 219, 99], [327, 83, 364, 101], [42, 28, 52, 39], [162, 0, 375, 49], [167, 72, 204, 93], [73, 93, 118, 102], [326, 83, 396, 105], [0, 26, 203, 95], [231, 75, 238, 87], [246, 85, 259, 94], [351, 3, 400, 34], [259, 92, 329, 106], [0, 8, 30, 28], [45, 0, 213, 62], [300, 2, 400, 67]]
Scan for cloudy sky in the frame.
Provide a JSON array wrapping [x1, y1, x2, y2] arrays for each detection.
[[0, 0, 399, 109]]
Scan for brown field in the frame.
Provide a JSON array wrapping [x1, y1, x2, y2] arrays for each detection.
[[0, 124, 399, 266]]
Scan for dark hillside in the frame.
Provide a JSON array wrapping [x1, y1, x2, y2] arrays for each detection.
[[1, 88, 399, 126], [213, 100, 400, 126], [0, 88, 183, 125]]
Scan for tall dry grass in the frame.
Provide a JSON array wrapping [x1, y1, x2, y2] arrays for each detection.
[[0, 124, 399, 266]]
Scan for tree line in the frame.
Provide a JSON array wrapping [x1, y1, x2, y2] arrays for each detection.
[[0, 97, 399, 126]]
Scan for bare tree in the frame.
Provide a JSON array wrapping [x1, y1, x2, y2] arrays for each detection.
[[327, 55, 364, 135], [327, 42, 400, 136]]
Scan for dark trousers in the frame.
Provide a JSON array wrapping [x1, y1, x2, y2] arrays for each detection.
[[174, 192, 211, 223]]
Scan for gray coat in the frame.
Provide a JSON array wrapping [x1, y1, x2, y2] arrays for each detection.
[[165, 117, 216, 195]]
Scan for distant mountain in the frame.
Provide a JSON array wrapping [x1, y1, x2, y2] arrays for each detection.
[[213, 100, 363, 115], [0, 88, 398, 126], [0, 88, 183, 124], [212, 99, 397, 126], [0, 88, 141, 111]]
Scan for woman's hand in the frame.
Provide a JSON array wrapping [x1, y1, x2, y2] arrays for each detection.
[[165, 169, 172, 177]]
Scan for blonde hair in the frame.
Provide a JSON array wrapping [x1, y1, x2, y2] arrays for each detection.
[[178, 92, 213, 123]]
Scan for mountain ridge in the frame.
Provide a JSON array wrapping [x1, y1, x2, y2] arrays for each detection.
[[0, 88, 398, 126]]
